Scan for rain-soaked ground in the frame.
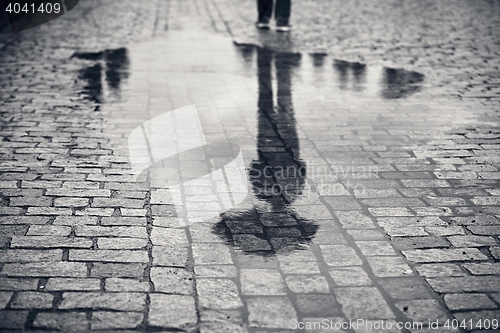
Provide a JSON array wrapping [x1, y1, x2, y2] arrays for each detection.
[[68, 26, 498, 329], [0, 0, 499, 331]]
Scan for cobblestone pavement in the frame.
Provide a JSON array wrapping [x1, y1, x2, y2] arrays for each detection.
[[0, 0, 500, 332]]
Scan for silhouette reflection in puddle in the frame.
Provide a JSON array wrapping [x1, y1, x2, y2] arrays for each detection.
[[333, 59, 366, 92], [381, 67, 424, 99], [72, 48, 130, 104], [214, 47, 318, 255]]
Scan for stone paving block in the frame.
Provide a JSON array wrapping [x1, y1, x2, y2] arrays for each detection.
[[192, 243, 233, 265], [335, 287, 395, 319], [53, 216, 98, 226], [285, 275, 330, 293], [367, 256, 414, 277], [2, 262, 87, 277], [412, 207, 452, 216], [320, 245, 363, 266], [27, 207, 73, 215], [0, 278, 39, 291], [395, 299, 448, 322], [335, 211, 375, 229], [0, 249, 63, 262], [294, 205, 333, 219], [75, 226, 147, 238], [69, 249, 149, 263], [0, 216, 50, 225], [101, 216, 147, 226], [239, 253, 280, 268], [59, 292, 146, 311], [10, 291, 54, 309], [105, 278, 150, 292], [0, 291, 13, 308], [199, 309, 247, 333], [295, 295, 343, 317], [369, 207, 414, 216], [463, 262, 500, 275], [425, 226, 465, 237], [323, 197, 362, 210], [10, 236, 92, 248], [241, 269, 286, 295], [392, 236, 450, 250], [452, 310, 500, 330], [354, 188, 401, 198], [90, 263, 147, 278], [150, 227, 188, 246], [0, 310, 29, 329], [362, 198, 425, 207], [148, 294, 197, 329], [91, 311, 143, 330], [247, 296, 297, 328], [197, 278, 243, 309], [426, 276, 500, 293], [444, 293, 497, 311], [33, 312, 88, 332], [54, 197, 89, 207], [152, 245, 188, 267], [280, 261, 321, 274], [233, 234, 271, 251], [150, 267, 194, 295], [467, 225, 500, 236], [401, 179, 450, 188], [490, 246, 500, 259], [194, 265, 237, 278], [45, 278, 101, 291], [402, 248, 489, 263], [26, 225, 72, 237], [98, 237, 147, 249], [329, 266, 372, 286], [45, 188, 111, 197], [415, 264, 466, 278], [471, 196, 500, 206], [347, 229, 386, 240], [356, 241, 396, 255], [447, 235, 497, 247], [379, 277, 432, 300]]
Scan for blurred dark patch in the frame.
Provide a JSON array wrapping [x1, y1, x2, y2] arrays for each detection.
[[382, 67, 424, 99], [72, 48, 129, 104]]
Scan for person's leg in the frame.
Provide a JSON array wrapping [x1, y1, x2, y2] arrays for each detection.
[[275, 0, 291, 27], [257, 0, 273, 24]]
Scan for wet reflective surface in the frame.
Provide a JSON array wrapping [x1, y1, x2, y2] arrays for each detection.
[[217, 48, 318, 254], [63, 29, 493, 329]]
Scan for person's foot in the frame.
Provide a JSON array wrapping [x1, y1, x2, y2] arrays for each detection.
[[276, 25, 292, 32], [256, 22, 270, 29]]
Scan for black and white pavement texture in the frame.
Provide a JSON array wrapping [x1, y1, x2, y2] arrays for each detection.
[[0, 0, 500, 331]]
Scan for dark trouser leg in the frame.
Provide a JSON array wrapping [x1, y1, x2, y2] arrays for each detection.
[[257, 0, 273, 23], [275, 0, 291, 26]]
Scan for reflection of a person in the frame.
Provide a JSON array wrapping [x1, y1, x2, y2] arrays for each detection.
[[251, 48, 305, 206], [333, 60, 366, 92], [215, 47, 317, 254]]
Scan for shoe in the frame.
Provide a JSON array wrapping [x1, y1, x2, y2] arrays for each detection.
[[276, 25, 292, 32], [256, 22, 270, 29]]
